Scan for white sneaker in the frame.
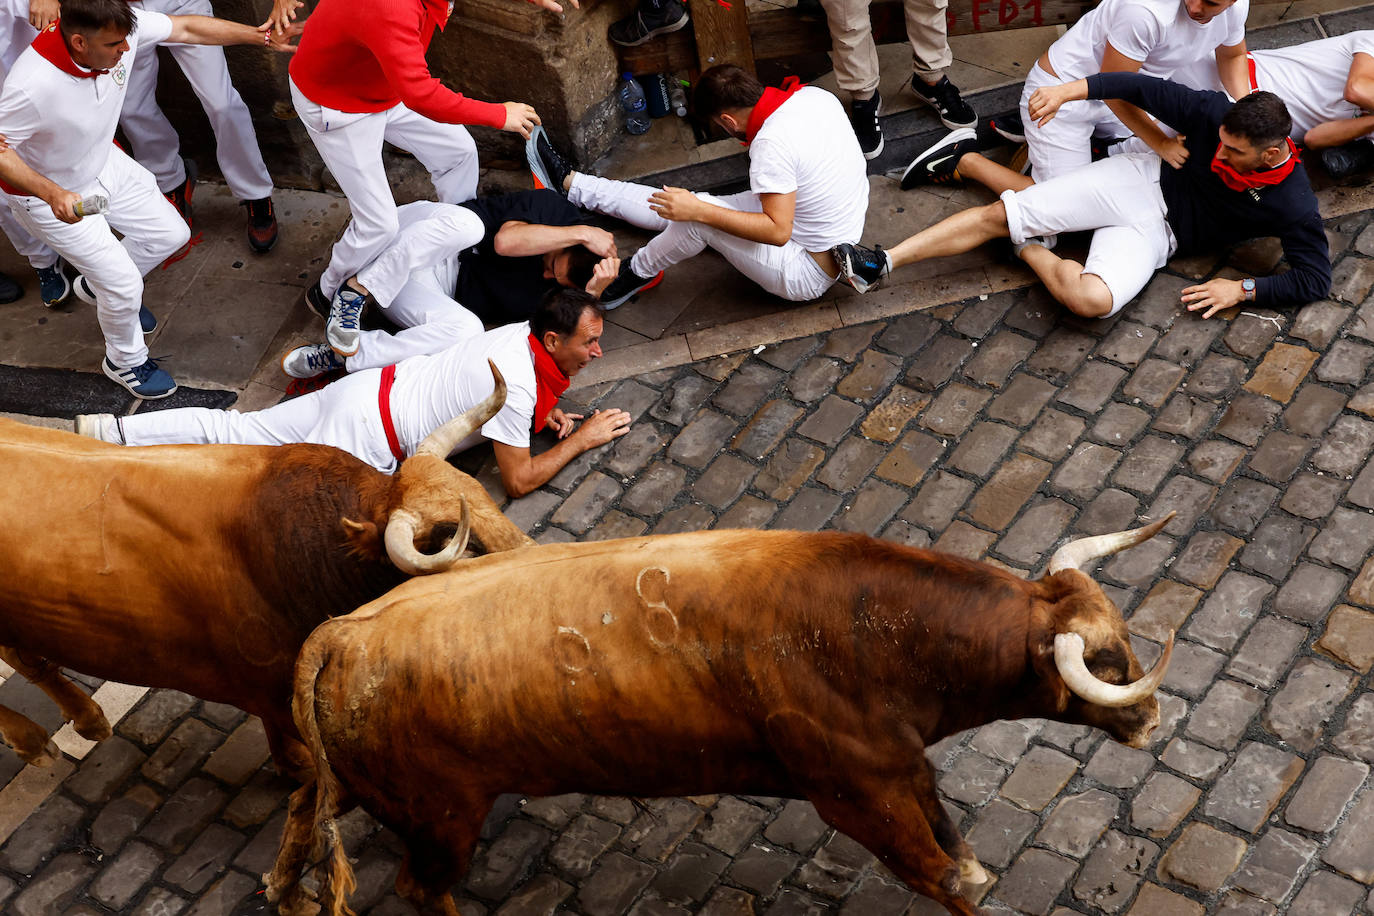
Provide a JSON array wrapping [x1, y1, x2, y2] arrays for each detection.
[[281, 342, 346, 379], [74, 413, 124, 444]]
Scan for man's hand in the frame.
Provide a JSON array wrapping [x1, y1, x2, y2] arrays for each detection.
[[1027, 83, 1077, 127], [586, 256, 619, 297], [649, 186, 704, 223], [28, 0, 58, 31], [263, 0, 305, 36], [46, 188, 81, 224], [262, 22, 304, 51], [546, 407, 582, 439], [501, 102, 540, 139], [525, 0, 579, 10], [1153, 134, 1189, 169], [1181, 278, 1244, 318], [570, 408, 632, 447], [578, 226, 617, 258]]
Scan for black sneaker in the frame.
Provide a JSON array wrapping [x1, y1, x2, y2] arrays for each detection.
[[242, 197, 279, 253], [911, 75, 977, 130], [609, 0, 689, 46], [527, 126, 572, 195], [0, 270, 20, 304], [900, 127, 978, 190], [1321, 139, 1374, 180], [988, 109, 1025, 144], [306, 280, 330, 319], [600, 260, 663, 309], [850, 93, 883, 161], [831, 242, 891, 294]]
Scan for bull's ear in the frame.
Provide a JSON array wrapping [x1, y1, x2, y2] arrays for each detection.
[[340, 517, 383, 560]]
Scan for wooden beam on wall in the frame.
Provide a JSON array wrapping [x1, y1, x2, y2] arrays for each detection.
[[685, 0, 757, 74]]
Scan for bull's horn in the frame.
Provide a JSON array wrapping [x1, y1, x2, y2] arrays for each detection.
[[383, 500, 471, 575], [412, 361, 507, 460], [1047, 512, 1176, 574], [1054, 630, 1174, 708]]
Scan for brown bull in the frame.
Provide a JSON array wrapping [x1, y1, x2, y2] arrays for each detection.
[[269, 518, 1175, 916], [0, 366, 531, 777]]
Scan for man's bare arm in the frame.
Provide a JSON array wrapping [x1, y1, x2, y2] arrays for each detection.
[[491, 409, 631, 498], [166, 14, 300, 51], [492, 221, 616, 258], [1215, 40, 1250, 102], [0, 149, 79, 222], [1305, 113, 1374, 149], [648, 189, 795, 246], [1099, 43, 1188, 169]]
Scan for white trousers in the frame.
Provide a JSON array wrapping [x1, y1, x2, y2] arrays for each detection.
[[568, 173, 835, 302], [8, 147, 190, 366], [0, 6, 54, 270], [348, 200, 484, 372], [819, 0, 951, 96], [290, 78, 480, 300], [120, 0, 273, 200], [1001, 152, 1176, 315], [122, 366, 401, 472], [1020, 63, 1130, 182]]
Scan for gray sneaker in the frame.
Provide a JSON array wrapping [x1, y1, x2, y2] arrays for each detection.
[[326, 285, 369, 357], [75, 412, 124, 444], [282, 342, 347, 378]]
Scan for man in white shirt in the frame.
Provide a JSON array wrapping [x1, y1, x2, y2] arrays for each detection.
[[76, 289, 633, 499], [0, 0, 296, 398], [1166, 30, 1374, 175], [527, 64, 869, 307]]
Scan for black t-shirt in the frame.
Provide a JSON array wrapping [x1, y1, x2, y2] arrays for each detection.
[[455, 189, 587, 324]]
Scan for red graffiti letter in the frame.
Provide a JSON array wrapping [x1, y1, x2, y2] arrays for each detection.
[[1023, 0, 1043, 26], [971, 0, 991, 31], [999, 0, 1018, 24]]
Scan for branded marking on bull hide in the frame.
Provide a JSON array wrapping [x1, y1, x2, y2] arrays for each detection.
[[636, 566, 677, 648], [556, 626, 592, 673]]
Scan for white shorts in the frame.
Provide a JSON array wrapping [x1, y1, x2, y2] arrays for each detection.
[[1021, 63, 1130, 183], [1001, 152, 1177, 315]]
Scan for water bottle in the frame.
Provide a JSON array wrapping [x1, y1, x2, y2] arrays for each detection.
[[669, 79, 688, 118], [74, 194, 108, 218], [617, 72, 651, 135]]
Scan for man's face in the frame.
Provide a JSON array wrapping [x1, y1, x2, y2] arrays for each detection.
[[542, 249, 574, 288], [1182, 0, 1235, 24], [71, 25, 130, 71], [546, 309, 604, 377], [1216, 126, 1273, 174]]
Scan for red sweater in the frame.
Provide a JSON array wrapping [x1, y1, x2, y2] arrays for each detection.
[[289, 0, 506, 128]]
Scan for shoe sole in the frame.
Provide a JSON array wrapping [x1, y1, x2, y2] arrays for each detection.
[[601, 271, 664, 309], [526, 127, 559, 192], [834, 248, 876, 294], [610, 11, 688, 46], [899, 127, 977, 190], [991, 124, 1026, 144]]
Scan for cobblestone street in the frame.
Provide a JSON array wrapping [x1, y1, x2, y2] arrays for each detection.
[[7, 170, 1374, 915]]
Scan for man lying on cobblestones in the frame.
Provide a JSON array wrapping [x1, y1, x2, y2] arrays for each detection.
[[527, 64, 868, 308], [76, 289, 632, 498], [835, 73, 1331, 320], [285, 189, 618, 379]]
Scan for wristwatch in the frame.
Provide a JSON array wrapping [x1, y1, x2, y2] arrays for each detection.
[[1242, 278, 1256, 302]]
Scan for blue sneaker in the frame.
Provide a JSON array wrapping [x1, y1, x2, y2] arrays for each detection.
[[139, 305, 157, 333], [326, 285, 368, 357], [281, 342, 346, 378], [103, 356, 176, 400], [36, 261, 69, 307]]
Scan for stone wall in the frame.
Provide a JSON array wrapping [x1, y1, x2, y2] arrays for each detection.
[[152, 0, 629, 193]]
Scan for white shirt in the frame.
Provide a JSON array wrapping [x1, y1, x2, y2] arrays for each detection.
[[1172, 31, 1374, 138], [0, 9, 172, 189], [1047, 0, 1248, 83], [0, 0, 36, 76], [749, 86, 868, 252], [390, 320, 538, 456]]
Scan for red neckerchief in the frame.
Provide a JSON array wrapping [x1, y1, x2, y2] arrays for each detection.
[[1211, 138, 1300, 192], [33, 21, 106, 78], [528, 333, 569, 433], [744, 76, 806, 145]]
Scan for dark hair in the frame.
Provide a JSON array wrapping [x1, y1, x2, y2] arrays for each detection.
[[532, 287, 603, 339], [1221, 91, 1292, 151], [562, 245, 601, 292], [693, 65, 765, 119], [60, 0, 136, 38]]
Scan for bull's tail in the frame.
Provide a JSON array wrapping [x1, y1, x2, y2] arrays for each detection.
[[291, 626, 358, 916]]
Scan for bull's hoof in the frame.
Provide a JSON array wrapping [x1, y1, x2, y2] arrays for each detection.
[[262, 877, 320, 916], [21, 739, 61, 768], [73, 710, 112, 742], [959, 856, 989, 886]]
